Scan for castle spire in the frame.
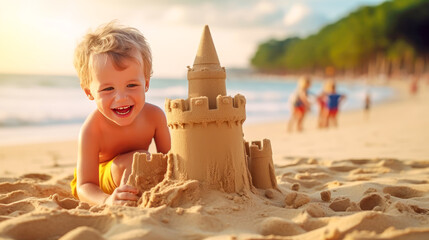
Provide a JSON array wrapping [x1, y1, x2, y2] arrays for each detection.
[[187, 25, 227, 108], [193, 25, 221, 67]]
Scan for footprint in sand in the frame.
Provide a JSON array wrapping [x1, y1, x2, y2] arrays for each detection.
[[409, 205, 429, 215], [0, 182, 32, 194], [0, 201, 36, 217], [328, 165, 358, 172], [0, 179, 72, 199], [377, 158, 405, 171], [20, 173, 52, 181], [392, 202, 429, 215], [383, 186, 423, 199], [0, 190, 32, 204], [346, 159, 372, 165]]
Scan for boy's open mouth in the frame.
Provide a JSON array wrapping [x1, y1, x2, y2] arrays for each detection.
[[112, 105, 133, 116]]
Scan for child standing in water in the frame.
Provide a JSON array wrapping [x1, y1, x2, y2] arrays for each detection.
[[71, 22, 171, 206], [287, 76, 312, 132], [322, 81, 346, 128]]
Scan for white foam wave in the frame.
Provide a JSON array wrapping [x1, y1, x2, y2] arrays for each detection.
[[0, 86, 93, 127]]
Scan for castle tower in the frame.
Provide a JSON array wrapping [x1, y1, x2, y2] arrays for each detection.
[[165, 25, 252, 193], [246, 139, 278, 190], [188, 25, 226, 109]]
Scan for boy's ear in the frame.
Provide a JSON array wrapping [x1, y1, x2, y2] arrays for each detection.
[[145, 77, 150, 92], [84, 88, 94, 100]]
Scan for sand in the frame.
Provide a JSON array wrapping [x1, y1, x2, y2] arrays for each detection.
[[1, 80, 429, 240]]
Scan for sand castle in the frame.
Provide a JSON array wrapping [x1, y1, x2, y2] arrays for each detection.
[[127, 26, 278, 205]]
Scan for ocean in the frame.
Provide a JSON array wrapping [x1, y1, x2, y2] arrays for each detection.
[[0, 73, 395, 145]]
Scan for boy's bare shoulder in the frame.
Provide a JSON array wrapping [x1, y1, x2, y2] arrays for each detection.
[[79, 110, 103, 139], [142, 103, 165, 118], [140, 103, 168, 129], [143, 102, 163, 111]]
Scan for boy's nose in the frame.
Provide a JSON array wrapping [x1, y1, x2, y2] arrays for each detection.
[[115, 91, 129, 102]]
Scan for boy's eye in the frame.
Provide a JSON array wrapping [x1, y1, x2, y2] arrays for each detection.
[[101, 87, 114, 91], [127, 84, 139, 88]]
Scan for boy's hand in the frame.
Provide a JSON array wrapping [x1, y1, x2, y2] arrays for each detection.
[[104, 185, 139, 206]]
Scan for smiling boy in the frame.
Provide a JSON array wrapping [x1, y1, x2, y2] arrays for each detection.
[[71, 22, 171, 206]]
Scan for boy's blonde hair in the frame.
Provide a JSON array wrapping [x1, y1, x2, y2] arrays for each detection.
[[74, 21, 152, 89]]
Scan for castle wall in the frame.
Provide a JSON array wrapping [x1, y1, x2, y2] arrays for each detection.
[[165, 94, 251, 193], [127, 153, 168, 193], [165, 94, 246, 127]]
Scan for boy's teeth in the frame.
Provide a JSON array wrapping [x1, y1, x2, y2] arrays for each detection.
[[114, 106, 132, 115]]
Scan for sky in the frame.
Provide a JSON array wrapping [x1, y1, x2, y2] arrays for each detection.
[[0, 0, 387, 78]]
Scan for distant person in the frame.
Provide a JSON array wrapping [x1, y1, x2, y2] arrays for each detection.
[[317, 79, 334, 128], [322, 81, 346, 128], [410, 76, 419, 96], [70, 22, 171, 206], [364, 90, 371, 119], [287, 76, 312, 132]]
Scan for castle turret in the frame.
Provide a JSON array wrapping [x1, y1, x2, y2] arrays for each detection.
[[187, 25, 227, 109], [246, 139, 278, 190]]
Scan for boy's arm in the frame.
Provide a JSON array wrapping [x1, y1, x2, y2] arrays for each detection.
[[152, 107, 171, 154], [76, 120, 110, 205]]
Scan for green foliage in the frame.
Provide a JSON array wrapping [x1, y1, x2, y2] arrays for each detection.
[[250, 37, 299, 71], [251, 0, 429, 73]]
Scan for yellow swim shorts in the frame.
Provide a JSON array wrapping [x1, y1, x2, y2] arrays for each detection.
[[70, 158, 118, 199]]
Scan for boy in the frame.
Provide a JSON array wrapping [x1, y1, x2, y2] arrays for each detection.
[[71, 22, 171, 206], [322, 81, 346, 128]]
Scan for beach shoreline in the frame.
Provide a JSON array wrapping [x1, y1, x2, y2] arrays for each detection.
[[1, 80, 427, 176], [0, 73, 396, 147]]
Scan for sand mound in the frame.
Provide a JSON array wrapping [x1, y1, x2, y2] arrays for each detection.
[[0, 157, 428, 239], [258, 217, 305, 236]]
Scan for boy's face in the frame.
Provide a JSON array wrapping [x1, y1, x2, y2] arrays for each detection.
[[84, 54, 149, 126]]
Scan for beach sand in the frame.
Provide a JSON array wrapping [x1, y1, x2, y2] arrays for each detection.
[[1, 80, 428, 240]]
